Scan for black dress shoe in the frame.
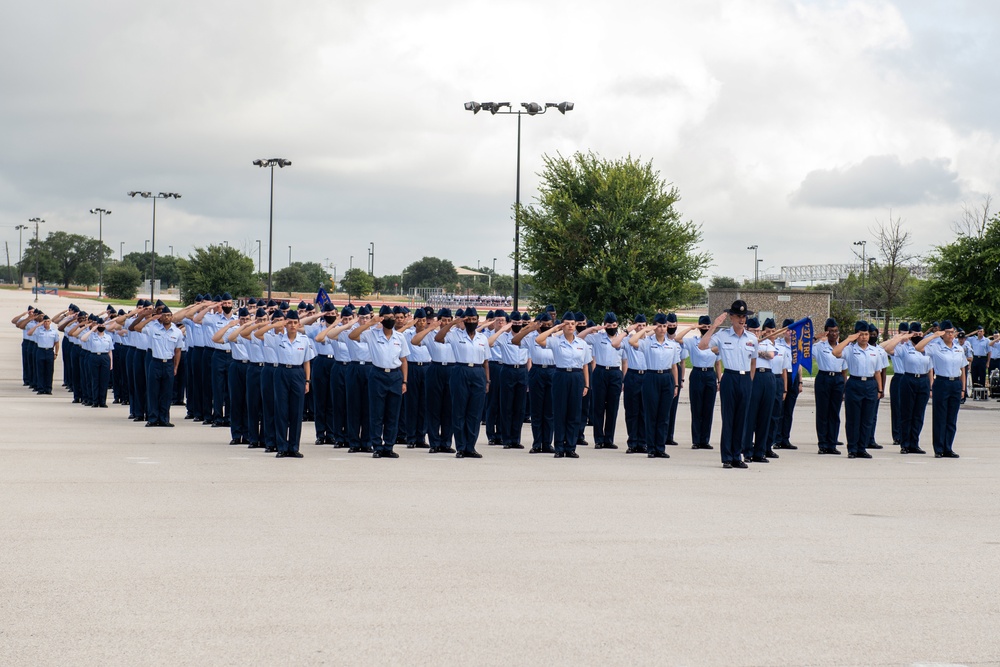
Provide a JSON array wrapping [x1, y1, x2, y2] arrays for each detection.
[[161, 422, 174, 428], [869, 443, 883, 450], [466, 451, 483, 458], [145, 422, 157, 427], [900, 447, 910, 454], [910, 446, 926, 454], [414, 443, 430, 449], [385, 451, 399, 458], [428, 447, 440, 453], [289, 452, 304, 458], [604, 443, 618, 449], [723, 462, 733, 469], [655, 452, 670, 458], [564, 451, 579, 458], [133, 416, 145, 422], [407, 444, 417, 449], [529, 447, 542, 454], [276, 452, 287, 458], [314, 438, 325, 445], [264, 447, 277, 453], [594, 444, 604, 450], [99, 404, 108, 408], [826, 448, 842, 455], [72, 399, 81, 404], [751, 456, 770, 463], [231, 439, 242, 445], [248, 443, 264, 449], [541, 446, 555, 454], [856, 451, 872, 459], [935, 453, 943, 458], [348, 447, 361, 453], [192, 417, 203, 422], [508, 443, 524, 449], [360, 446, 374, 453], [439, 447, 456, 454], [765, 449, 779, 459], [372, 452, 382, 458], [848, 453, 856, 459], [731, 460, 748, 469], [554, 453, 565, 458], [396, 435, 407, 444], [503, 444, 513, 449], [944, 451, 960, 458], [666, 439, 679, 446], [455, 452, 465, 458]]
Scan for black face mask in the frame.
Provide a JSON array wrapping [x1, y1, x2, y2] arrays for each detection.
[[222, 305, 233, 315], [698, 327, 709, 335], [575, 325, 586, 333], [465, 322, 478, 335], [667, 326, 677, 336], [324, 315, 336, 324], [541, 325, 552, 332], [97, 326, 106, 333], [911, 336, 922, 344], [382, 317, 394, 329], [511, 325, 523, 334], [606, 327, 618, 336]]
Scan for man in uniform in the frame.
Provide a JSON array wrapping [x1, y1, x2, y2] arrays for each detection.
[[579, 312, 624, 449], [411, 308, 456, 453], [685, 315, 721, 450], [813, 318, 847, 455], [403, 308, 432, 448], [350, 305, 410, 458], [773, 319, 802, 451], [436, 308, 490, 458], [131, 306, 184, 427], [968, 325, 990, 390]]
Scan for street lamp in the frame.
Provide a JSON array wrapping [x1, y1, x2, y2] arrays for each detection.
[[369, 242, 374, 276], [169, 245, 173, 257], [853, 240, 867, 288], [256, 239, 262, 275], [465, 99, 574, 310], [119, 242, 124, 261], [288, 245, 292, 266], [145, 240, 150, 253], [757, 258, 764, 285], [15, 223, 27, 285], [89, 208, 111, 297], [349, 255, 353, 271], [128, 191, 181, 302], [747, 245, 759, 287], [252, 158, 292, 300], [28, 218, 44, 301]]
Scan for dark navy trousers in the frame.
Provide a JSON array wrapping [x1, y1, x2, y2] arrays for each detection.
[[623, 369, 646, 450], [814, 372, 844, 450], [274, 365, 306, 454], [551, 368, 584, 454], [330, 361, 350, 445], [528, 365, 554, 448], [688, 368, 717, 446], [591, 365, 622, 446], [451, 365, 487, 454], [405, 362, 428, 444], [667, 372, 682, 443], [146, 358, 175, 425], [201, 348, 215, 422], [844, 376, 877, 455], [129, 346, 147, 419], [484, 362, 501, 442], [229, 360, 249, 440], [90, 353, 111, 407], [246, 363, 263, 445], [211, 350, 231, 424], [743, 371, 775, 459], [642, 370, 675, 455], [311, 355, 334, 441], [369, 367, 404, 451], [900, 373, 929, 451], [766, 373, 784, 449], [889, 372, 904, 443], [36, 347, 55, 393], [931, 377, 962, 455], [261, 365, 277, 448], [499, 364, 528, 446], [779, 372, 801, 446], [346, 362, 372, 448], [719, 370, 751, 464], [186, 346, 204, 418]]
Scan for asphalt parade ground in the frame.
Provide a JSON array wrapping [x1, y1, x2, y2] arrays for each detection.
[[2, 290, 998, 667]]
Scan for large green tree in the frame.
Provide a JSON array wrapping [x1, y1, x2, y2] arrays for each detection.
[[273, 262, 330, 294], [123, 252, 182, 287], [520, 151, 710, 314], [401, 257, 459, 291], [341, 268, 374, 301], [914, 214, 1000, 331], [178, 245, 261, 304], [21, 231, 110, 288], [103, 262, 142, 300]]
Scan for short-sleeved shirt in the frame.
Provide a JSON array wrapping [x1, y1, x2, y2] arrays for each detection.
[[494, 331, 530, 366], [709, 327, 757, 372], [361, 327, 409, 369], [267, 332, 317, 366], [405, 329, 433, 363], [923, 340, 969, 377], [445, 329, 491, 365], [89, 332, 115, 354], [770, 340, 789, 375], [587, 330, 623, 368], [814, 339, 847, 373], [756, 338, 776, 371], [307, 322, 336, 357], [422, 332, 457, 363], [549, 333, 593, 369], [341, 325, 373, 363], [685, 334, 718, 369], [34, 326, 60, 349], [841, 342, 880, 378], [525, 331, 555, 366], [144, 321, 184, 361], [969, 336, 990, 356], [638, 336, 681, 371]]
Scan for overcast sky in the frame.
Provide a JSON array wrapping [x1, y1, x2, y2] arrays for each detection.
[[2, 0, 998, 285]]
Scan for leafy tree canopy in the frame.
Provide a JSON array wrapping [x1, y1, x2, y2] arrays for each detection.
[[179, 245, 260, 304], [401, 257, 459, 291], [341, 268, 374, 301]]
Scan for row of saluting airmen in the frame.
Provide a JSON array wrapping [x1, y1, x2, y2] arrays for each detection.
[[13, 297, 976, 465]]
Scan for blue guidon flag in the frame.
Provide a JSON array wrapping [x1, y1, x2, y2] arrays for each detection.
[[788, 317, 813, 378], [315, 286, 332, 309]]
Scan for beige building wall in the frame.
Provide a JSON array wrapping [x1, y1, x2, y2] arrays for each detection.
[[707, 289, 831, 325]]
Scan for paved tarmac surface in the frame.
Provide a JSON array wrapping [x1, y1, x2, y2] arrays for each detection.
[[2, 290, 998, 666]]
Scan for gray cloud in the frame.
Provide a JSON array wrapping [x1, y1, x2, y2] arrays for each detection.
[[790, 155, 961, 209]]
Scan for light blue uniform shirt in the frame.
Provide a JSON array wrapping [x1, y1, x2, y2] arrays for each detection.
[[261, 331, 280, 364], [126, 317, 149, 351], [622, 337, 647, 371], [144, 321, 184, 360], [405, 330, 432, 363], [549, 334, 593, 369], [89, 332, 115, 354], [244, 332, 265, 363], [203, 312, 238, 351], [422, 333, 457, 363], [709, 328, 757, 372], [267, 332, 317, 366], [229, 329, 250, 361], [488, 326, 504, 363], [899, 342, 932, 374], [923, 339, 968, 378], [755, 339, 776, 371], [841, 343, 880, 378], [874, 346, 889, 372], [814, 340, 847, 372], [969, 336, 990, 356], [638, 336, 681, 371], [990, 341, 1000, 360], [445, 329, 491, 364], [341, 326, 373, 363], [525, 331, 555, 366], [182, 317, 205, 348], [889, 342, 908, 374], [361, 327, 409, 369], [307, 322, 336, 356], [34, 326, 60, 349], [494, 331, 530, 365], [588, 331, 624, 368], [770, 339, 789, 375]]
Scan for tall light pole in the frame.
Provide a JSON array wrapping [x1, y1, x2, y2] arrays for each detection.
[[369, 242, 374, 276], [89, 208, 111, 297], [119, 242, 124, 261], [29, 218, 45, 301], [128, 191, 181, 302], [288, 245, 292, 266], [256, 239, 262, 275], [145, 240, 150, 254], [747, 245, 758, 287], [853, 240, 867, 288], [15, 224, 27, 285], [349, 255, 353, 271], [253, 158, 292, 300], [465, 100, 574, 311], [169, 245, 173, 257]]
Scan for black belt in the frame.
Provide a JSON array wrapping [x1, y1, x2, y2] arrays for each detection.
[[534, 364, 552, 369], [321, 354, 334, 358], [354, 361, 368, 365], [463, 363, 477, 367], [652, 369, 669, 374], [337, 361, 350, 365], [724, 369, 749, 375], [693, 367, 714, 372], [270, 363, 279, 368], [559, 367, 582, 372], [282, 364, 302, 368], [851, 376, 872, 381], [940, 376, 960, 381], [974, 355, 987, 358], [377, 366, 400, 373], [410, 361, 428, 366], [254, 362, 264, 366], [631, 370, 645, 375], [507, 363, 524, 368], [239, 360, 249, 364], [820, 371, 839, 376], [434, 361, 451, 366], [155, 358, 171, 363], [221, 349, 231, 353], [597, 365, 618, 371], [905, 372, 925, 377]]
